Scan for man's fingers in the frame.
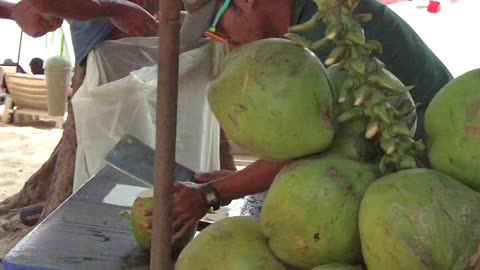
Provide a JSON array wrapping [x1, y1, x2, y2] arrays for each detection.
[[173, 193, 190, 219], [173, 183, 184, 193], [173, 190, 185, 207], [173, 203, 191, 220], [30, 24, 48, 37], [50, 18, 63, 30], [172, 218, 197, 243], [172, 212, 190, 231]]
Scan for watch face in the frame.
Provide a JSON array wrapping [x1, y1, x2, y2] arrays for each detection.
[[200, 183, 221, 210], [206, 192, 217, 203]]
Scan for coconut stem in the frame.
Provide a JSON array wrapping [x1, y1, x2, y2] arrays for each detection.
[[120, 210, 132, 220], [286, 0, 425, 174]]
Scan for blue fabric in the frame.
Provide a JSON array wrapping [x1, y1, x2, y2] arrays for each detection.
[[2, 259, 56, 270], [70, 18, 115, 66]]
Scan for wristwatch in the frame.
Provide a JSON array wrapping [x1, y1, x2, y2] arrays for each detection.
[[199, 182, 221, 211]]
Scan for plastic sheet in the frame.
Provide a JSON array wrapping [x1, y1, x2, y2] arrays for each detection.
[[72, 37, 220, 192]]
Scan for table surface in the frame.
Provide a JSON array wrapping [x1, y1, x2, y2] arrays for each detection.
[[3, 165, 153, 270]]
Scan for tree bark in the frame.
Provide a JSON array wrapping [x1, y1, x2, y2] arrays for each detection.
[[37, 66, 85, 220], [38, 102, 76, 220]]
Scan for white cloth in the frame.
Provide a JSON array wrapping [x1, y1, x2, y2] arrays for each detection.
[[71, 37, 220, 192]]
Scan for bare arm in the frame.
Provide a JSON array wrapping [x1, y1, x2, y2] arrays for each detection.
[[212, 159, 287, 204], [171, 159, 287, 241], [0, 0, 14, 19], [28, 0, 158, 36], [30, 0, 144, 21]]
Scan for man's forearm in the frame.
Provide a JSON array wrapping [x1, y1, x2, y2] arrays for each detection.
[[28, 0, 121, 21], [212, 159, 287, 204], [0, 0, 14, 19]]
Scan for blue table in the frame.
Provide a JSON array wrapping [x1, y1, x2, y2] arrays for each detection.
[[2, 165, 153, 270]]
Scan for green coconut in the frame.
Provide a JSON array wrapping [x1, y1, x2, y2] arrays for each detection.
[[260, 157, 379, 269], [208, 38, 336, 161], [123, 188, 195, 253], [325, 64, 417, 162], [311, 263, 364, 270], [175, 216, 287, 270], [425, 68, 480, 190], [359, 169, 480, 270], [126, 188, 154, 250]]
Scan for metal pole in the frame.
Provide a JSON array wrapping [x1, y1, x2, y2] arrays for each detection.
[[150, 0, 181, 267], [16, 31, 23, 71]]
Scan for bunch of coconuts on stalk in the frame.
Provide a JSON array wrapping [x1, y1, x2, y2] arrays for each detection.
[[125, 0, 480, 269]]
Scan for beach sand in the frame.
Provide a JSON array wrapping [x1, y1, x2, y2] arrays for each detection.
[[0, 113, 62, 264]]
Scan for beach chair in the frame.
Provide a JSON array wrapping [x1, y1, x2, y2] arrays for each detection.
[[0, 65, 18, 75], [1, 65, 18, 103], [2, 74, 64, 128]]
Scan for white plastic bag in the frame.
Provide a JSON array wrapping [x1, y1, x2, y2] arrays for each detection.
[[72, 37, 220, 192]]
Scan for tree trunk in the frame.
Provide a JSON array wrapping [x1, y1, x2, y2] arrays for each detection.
[[37, 66, 85, 220], [38, 102, 77, 220]]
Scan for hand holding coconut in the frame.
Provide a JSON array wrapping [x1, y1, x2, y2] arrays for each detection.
[[171, 183, 210, 242]]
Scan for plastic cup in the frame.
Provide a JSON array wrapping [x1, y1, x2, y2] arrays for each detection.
[[45, 56, 72, 117]]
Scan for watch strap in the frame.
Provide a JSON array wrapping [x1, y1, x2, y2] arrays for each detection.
[[199, 182, 221, 211]]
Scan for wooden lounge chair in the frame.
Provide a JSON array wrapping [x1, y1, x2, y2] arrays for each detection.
[[1, 65, 18, 102], [2, 74, 64, 128], [0, 65, 18, 75]]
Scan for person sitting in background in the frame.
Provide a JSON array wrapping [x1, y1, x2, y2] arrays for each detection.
[[2, 59, 27, 74], [0, 66, 5, 104], [3, 59, 15, 66], [29, 58, 45, 75], [1, 59, 26, 104]]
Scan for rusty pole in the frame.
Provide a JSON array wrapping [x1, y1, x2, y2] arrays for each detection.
[[150, 0, 182, 268]]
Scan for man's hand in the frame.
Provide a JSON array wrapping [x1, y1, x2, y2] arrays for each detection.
[[172, 182, 209, 242], [136, 171, 233, 245], [11, 0, 62, 37], [107, 1, 158, 37], [171, 171, 234, 242], [133, 183, 207, 244]]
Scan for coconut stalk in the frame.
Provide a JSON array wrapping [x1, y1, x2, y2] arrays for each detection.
[[286, 0, 425, 174]]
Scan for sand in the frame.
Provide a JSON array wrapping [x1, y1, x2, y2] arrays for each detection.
[[0, 121, 62, 202], [0, 107, 63, 264]]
